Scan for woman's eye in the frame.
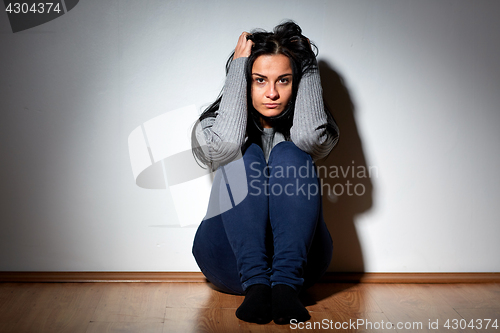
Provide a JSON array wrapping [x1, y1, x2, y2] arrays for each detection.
[[256, 78, 265, 83], [279, 78, 290, 84]]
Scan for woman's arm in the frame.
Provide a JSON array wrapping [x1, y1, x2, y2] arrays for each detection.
[[290, 65, 339, 160], [195, 33, 253, 168]]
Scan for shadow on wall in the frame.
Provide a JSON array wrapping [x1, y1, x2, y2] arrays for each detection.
[[317, 60, 374, 273]]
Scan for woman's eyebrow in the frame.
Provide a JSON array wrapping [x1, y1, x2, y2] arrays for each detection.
[[252, 73, 292, 78]]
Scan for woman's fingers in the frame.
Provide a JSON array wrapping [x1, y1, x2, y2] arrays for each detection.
[[233, 32, 254, 59]]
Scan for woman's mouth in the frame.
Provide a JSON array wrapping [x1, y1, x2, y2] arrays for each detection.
[[264, 103, 280, 109]]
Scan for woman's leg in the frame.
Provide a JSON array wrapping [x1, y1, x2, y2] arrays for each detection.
[[192, 143, 271, 292], [302, 200, 333, 289], [197, 143, 274, 323], [219, 143, 272, 291], [266, 141, 332, 324], [192, 141, 332, 324], [218, 143, 275, 324], [268, 141, 328, 289], [193, 143, 273, 323], [192, 213, 244, 294]]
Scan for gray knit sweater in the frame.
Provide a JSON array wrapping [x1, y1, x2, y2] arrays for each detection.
[[194, 57, 339, 168]]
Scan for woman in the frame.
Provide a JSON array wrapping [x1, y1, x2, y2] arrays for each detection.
[[191, 21, 339, 325]]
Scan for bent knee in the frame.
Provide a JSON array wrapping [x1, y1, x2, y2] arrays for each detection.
[[268, 141, 313, 167]]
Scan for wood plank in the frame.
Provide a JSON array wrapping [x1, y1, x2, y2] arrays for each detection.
[[163, 282, 241, 309], [0, 271, 207, 283], [437, 284, 500, 309], [2, 271, 500, 283], [162, 308, 200, 333], [91, 283, 168, 323], [0, 283, 103, 323], [0, 307, 94, 333], [0, 283, 103, 333], [87, 322, 164, 333], [1, 282, 499, 332], [164, 307, 254, 333], [0, 283, 43, 323], [302, 283, 382, 313], [366, 284, 477, 333], [322, 272, 500, 283], [187, 307, 243, 333]]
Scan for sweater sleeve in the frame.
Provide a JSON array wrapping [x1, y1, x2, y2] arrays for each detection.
[[289, 65, 339, 161], [194, 57, 248, 168]]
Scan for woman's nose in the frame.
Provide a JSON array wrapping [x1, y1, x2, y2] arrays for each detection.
[[266, 84, 279, 100]]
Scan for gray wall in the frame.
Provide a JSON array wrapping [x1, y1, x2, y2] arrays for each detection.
[[1, 0, 499, 272]]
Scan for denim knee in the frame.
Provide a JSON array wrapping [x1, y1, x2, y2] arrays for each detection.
[[267, 141, 317, 185], [268, 141, 314, 168]]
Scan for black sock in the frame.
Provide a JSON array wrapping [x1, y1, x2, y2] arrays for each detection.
[[235, 284, 272, 324], [272, 284, 310, 325]]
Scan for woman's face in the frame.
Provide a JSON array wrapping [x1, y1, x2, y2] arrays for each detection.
[[251, 54, 293, 128]]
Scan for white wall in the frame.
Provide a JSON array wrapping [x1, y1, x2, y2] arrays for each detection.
[[1, 0, 499, 272]]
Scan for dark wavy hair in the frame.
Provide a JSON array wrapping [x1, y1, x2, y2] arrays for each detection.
[[192, 21, 327, 170]]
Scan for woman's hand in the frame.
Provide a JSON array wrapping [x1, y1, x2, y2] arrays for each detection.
[[233, 32, 254, 60]]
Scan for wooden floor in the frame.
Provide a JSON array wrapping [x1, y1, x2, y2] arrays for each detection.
[[0, 282, 499, 332]]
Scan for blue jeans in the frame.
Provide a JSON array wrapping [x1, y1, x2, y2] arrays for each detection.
[[192, 141, 333, 295]]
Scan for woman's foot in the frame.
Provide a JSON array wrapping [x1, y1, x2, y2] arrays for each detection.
[[235, 284, 272, 324], [272, 284, 310, 325]]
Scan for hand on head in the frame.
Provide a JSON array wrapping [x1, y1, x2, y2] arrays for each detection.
[[233, 32, 254, 59]]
